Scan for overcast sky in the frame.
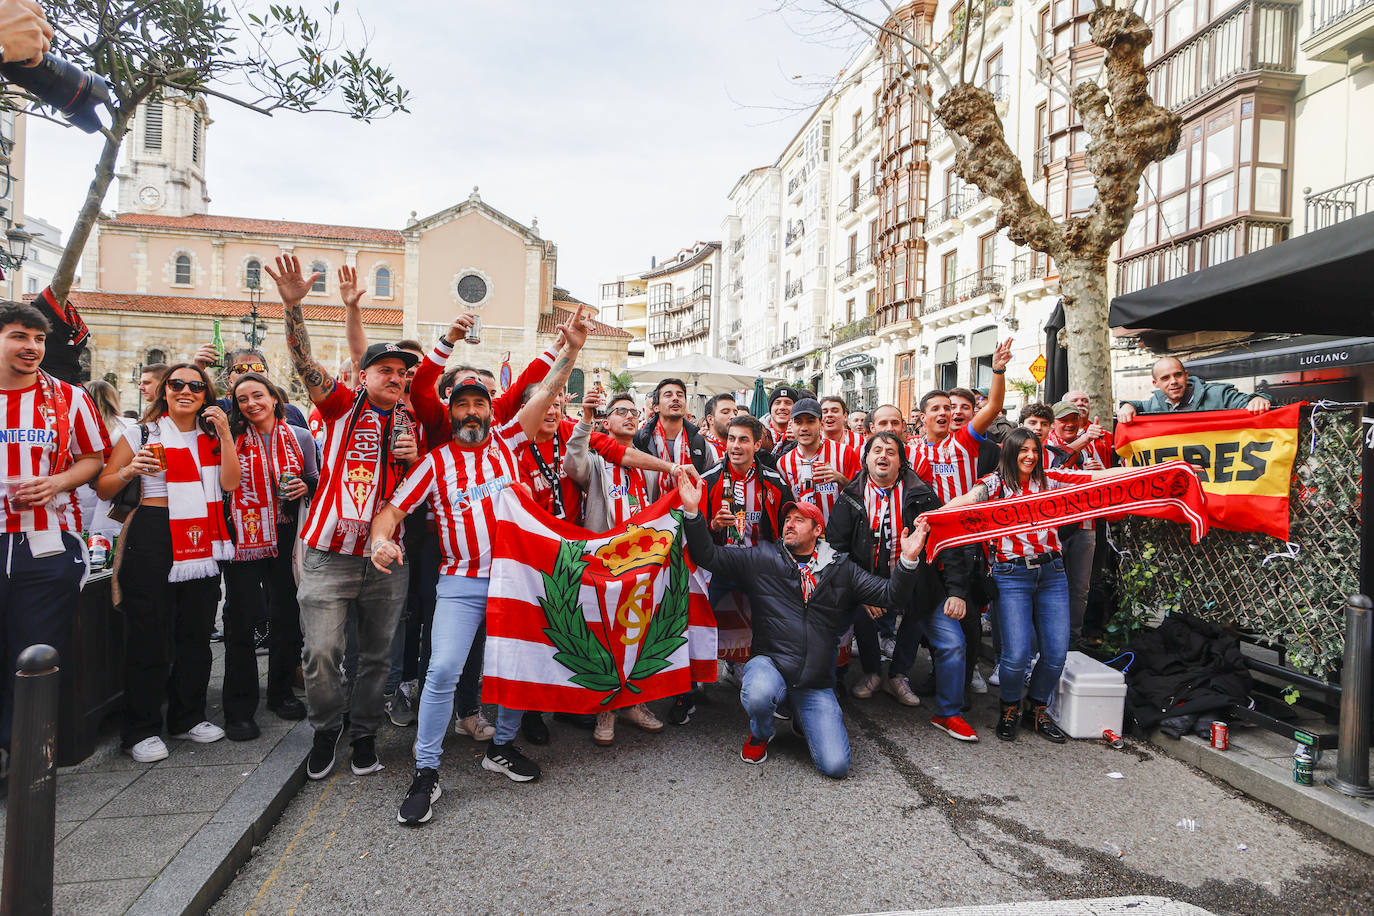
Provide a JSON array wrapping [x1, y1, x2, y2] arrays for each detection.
[[25, 1, 861, 304]]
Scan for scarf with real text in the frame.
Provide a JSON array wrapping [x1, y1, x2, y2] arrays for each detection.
[[231, 422, 305, 560], [159, 416, 234, 581]]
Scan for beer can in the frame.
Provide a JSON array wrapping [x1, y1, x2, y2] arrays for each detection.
[[1210, 720, 1229, 750], [1102, 729, 1125, 749], [277, 471, 299, 499], [88, 534, 111, 569], [390, 419, 413, 449], [465, 314, 483, 345], [1293, 745, 1315, 786], [147, 442, 166, 470], [799, 459, 813, 488]]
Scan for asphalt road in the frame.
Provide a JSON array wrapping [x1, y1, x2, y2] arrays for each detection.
[[211, 676, 1374, 916]]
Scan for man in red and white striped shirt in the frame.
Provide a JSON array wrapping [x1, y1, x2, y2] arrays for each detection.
[[776, 398, 859, 522], [369, 307, 593, 825], [821, 395, 865, 453], [0, 301, 110, 753], [907, 338, 1013, 504], [268, 255, 424, 782]]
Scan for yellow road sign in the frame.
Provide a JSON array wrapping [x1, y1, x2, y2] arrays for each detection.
[[1029, 354, 1047, 384]]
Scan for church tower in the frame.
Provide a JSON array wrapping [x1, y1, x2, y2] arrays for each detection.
[[115, 92, 211, 216]]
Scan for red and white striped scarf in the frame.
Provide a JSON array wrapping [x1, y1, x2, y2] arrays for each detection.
[[651, 420, 690, 492], [159, 417, 233, 582], [795, 551, 818, 601], [231, 422, 305, 561], [605, 464, 647, 527], [864, 478, 902, 571], [766, 417, 790, 453]]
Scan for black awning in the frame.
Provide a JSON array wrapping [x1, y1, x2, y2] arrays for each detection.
[[1184, 335, 1374, 378], [1109, 211, 1374, 335]]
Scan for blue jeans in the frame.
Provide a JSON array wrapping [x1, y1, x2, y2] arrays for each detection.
[[990, 559, 1070, 706], [413, 575, 521, 770], [921, 601, 968, 717], [739, 655, 850, 779]]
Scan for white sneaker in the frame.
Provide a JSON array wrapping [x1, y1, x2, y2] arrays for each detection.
[[987, 667, 1001, 687], [851, 672, 882, 699], [128, 736, 169, 763], [970, 665, 988, 694], [171, 721, 226, 743]]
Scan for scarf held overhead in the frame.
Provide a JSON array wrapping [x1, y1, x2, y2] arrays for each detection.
[[920, 460, 1209, 561], [159, 417, 234, 581]]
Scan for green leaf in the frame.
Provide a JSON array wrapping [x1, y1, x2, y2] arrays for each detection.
[[538, 539, 619, 702]]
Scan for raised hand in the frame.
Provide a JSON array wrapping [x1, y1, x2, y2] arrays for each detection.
[[678, 472, 704, 515], [338, 266, 366, 309], [264, 255, 321, 305], [191, 343, 219, 369], [581, 388, 606, 422], [444, 313, 475, 345], [899, 516, 931, 561], [559, 305, 591, 351], [992, 338, 1014, 372]]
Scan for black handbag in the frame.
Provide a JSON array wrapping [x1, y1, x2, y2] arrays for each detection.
[[107, 425, 148, 524]]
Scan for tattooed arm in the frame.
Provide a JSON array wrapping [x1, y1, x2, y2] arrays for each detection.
[[940, 482, 991, 509], [265, 255, 336, 405], [515, 306, 592, 441]]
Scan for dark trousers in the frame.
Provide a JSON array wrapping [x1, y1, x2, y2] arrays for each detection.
[[853, 607, 897, 675], [117, 508, 221, 746], [222, 527, 304, 721], [0, 532, 83, 749]]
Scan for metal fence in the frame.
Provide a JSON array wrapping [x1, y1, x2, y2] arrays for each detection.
[[1109, 404, 1363, 678]]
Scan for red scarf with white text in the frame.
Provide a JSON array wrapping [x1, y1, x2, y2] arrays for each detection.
[[232, 422, 305, 560]]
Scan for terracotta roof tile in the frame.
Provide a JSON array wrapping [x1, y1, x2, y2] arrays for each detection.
[[104, 213, 403, 245], [60, 290, 403, 325], [537, 306, 632, 339]]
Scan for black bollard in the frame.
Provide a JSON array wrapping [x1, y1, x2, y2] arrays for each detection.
[[1327, 596, 1374, 798], [1, 645, 60, 916]]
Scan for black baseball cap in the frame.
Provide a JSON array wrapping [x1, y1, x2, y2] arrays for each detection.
[[790, 397, 822, 419], [361, 342, 420, 370], [770, 385, 800, 406], [449, 379, 491, 402]]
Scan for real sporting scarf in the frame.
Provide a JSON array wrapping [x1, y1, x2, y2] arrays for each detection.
[[795, 551, 819, 601], [865, 479, 901, 573], [919, 460, 1209, 561], [232, 422, 305, 561], [651, 419, 690, 493], [159, 417, 234, 581]]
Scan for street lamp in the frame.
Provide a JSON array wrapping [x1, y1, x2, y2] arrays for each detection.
[[129, 362, 144, 414], [240, 281, 267, 349], [0, 223, 31, 272]]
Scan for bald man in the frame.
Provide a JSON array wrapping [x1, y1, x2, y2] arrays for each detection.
[[1117, 357, 1270, 423]]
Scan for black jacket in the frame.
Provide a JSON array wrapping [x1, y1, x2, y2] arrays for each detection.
[[685, 511, 919, 689], [827, 468, 972, 614], [1123, 613, 1253, 730], [633, 419, 713, 474]]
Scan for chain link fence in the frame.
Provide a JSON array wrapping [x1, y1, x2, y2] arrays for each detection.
[[1109, 404, 1364, 678]]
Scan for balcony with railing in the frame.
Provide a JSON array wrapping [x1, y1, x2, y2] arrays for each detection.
[[925, 189, 978, 233], [1305, 173, 1374, 231], [1010, 253, 1049, 285], [730, 276, 744, 296], [841, 178, 877, 215], [1147, 0, 1300, 112], [1115, 216, 1289, 296], [839, 112, 879, 160], [1304, 0, 1374, 60], [785, 221, 805, 248], [770, 324, 829, 361], [833, 246, 872, 283], [787, 171, 805, 198], [831, 314, 875, 345], [648, 309, 711, 346], [784, 278, 804, 300], [931, 0, 1013, 61], [921, 266, 1006, 316], [730, 238, 744, 255], [984, 72, 1008, 102]]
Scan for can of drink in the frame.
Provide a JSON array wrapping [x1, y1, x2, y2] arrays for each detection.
[[88, 534, 111, 569], [465, 314, 483, 346], [277, 471, 299, 499], [147, 442, 166, 470], [1102, 729, 1125, 749], [390, 419, 413, 449], [1293, 745, 1315, 786], [1210, 720, 1229, 750], [799, 458, 813, 489]]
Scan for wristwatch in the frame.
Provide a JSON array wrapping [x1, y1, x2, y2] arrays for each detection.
[[992, 368, 1006, 375]]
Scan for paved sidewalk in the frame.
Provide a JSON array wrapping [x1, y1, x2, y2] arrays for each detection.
[[0, 644, 310, 915]]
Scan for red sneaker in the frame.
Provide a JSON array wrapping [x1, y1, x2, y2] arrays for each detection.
[[740, 733, 770, 764], [931, 714, 980, 742]]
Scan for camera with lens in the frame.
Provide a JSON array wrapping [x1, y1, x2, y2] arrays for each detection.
[[2, 52, 112, 134]]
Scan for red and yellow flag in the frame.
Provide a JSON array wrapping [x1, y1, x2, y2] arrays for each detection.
[[1113, 404, 1302, 540]]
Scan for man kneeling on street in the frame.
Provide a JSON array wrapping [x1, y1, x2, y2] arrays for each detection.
[[678, 475, 929, 778]]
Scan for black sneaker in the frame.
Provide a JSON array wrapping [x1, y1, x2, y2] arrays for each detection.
[[521, 711, 550, 746], [350, 735, 384, 775], [1024, 705, 1067, 744], [267, 694, 307, 721], [668, 694, 696, 726], [397, 768, 441, 826], [307, 727, 343, 780], [224, 719, 260, 742], [995, 703, 1020, 742], [483, 741, 541, 782]]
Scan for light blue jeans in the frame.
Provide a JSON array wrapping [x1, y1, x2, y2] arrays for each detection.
[[739, 655, 850, 779], [413, 575, 522, 770], [990, 558, 1070, 706]]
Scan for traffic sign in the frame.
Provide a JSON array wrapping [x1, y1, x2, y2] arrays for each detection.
[[1029, 354, 1047, 384]]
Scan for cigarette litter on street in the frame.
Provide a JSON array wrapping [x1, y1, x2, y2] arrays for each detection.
[[1101, 841, 1124, 857], [1107, 771, 1125, 779]]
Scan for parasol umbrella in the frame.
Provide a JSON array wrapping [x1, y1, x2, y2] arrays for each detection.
[[750, 376, 768, 417], [627, 354, 780, 413]]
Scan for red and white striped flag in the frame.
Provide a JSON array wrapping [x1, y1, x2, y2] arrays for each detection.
[[484, 487, 718, 714]]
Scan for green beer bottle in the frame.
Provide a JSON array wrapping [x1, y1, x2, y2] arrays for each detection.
[[210, 319, 224, 368]]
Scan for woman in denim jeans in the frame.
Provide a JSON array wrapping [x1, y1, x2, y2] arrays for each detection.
[[941, 429, 1130, 742]]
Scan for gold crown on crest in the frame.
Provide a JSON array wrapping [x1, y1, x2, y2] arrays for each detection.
[[346, 466, 373, 483], [595, 525, 673, 576]]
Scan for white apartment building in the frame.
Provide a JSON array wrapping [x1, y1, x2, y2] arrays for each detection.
[[643, 241, 722, 363], [597, 269, 648, 363], [19, 216, 63, 298], [721, 166, 782, 368]]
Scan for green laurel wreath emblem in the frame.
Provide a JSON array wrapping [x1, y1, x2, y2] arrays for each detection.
[[538, 511, 691, 705]]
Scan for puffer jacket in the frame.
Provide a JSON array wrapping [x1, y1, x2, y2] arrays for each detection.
[[685, 511, 920, 689]]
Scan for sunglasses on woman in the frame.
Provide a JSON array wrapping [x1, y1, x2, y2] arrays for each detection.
[[230, 362, 267, 375], [166, 379, 208, 393]]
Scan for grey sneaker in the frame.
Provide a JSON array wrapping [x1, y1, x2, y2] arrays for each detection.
[[385, 687, 416, 727]]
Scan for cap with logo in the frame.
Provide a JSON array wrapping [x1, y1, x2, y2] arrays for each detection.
[[770, 385, 801, 407], [361, 342, 421, 370]]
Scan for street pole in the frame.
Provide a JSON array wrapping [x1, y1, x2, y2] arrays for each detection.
[[129, 361, 144, 416], [1, 645, 60, 916], [1327, 594, 1374, 798]]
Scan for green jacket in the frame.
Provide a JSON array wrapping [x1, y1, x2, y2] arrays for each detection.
[[1122, 375, 1268, 414]]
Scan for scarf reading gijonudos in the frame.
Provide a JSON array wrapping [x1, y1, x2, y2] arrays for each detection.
[[918, 460, 1209, 562], [232, 422, 305, 560], [159, 417, 234, 581]]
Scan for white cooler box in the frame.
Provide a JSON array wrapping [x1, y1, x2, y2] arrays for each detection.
[[1047, 651, 1127, 739]]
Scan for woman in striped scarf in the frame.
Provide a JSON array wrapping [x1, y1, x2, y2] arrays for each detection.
[[221, 372, 318, 741], [97, 363, 240, 764]]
